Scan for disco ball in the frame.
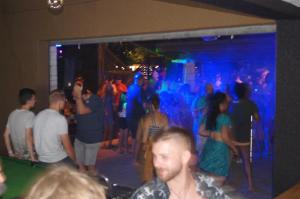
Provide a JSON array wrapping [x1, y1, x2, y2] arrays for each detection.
[[47, 0, 64, 10]]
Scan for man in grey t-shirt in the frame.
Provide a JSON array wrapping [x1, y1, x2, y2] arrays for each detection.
[[3, 88, 36, 161], [33, 90, 75, 165]]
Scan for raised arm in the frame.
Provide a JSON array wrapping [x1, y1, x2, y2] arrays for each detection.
[[75, 97, 92, 115], [73, 84, 92, 115]]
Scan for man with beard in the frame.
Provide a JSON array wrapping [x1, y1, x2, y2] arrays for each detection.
[[131, 127, 228, 199]]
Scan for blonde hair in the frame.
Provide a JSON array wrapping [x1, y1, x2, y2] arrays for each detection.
[[49, 89, 65, 104], [25, 166, 106, 199], [0, 161, 5, 184]]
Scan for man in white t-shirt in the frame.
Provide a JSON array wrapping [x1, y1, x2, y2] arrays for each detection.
[[33, 90, 76, 165], [3, 88, 37, 161]]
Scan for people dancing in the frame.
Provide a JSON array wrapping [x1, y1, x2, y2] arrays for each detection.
[[118, 91, 129, 153], [230, 82, 259, 191], [136, 94, 168, 182], [198, 92, 238, 186]]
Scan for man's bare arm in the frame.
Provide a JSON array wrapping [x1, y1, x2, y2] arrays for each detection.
[[3, 128, 14, 157], [60, 134, 76, 161], [25, 128, 36, 161]]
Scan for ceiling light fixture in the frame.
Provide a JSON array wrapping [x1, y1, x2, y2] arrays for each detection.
[[47, 0, 64, 10]]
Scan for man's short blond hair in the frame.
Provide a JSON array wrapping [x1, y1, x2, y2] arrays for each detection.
[[49, 89, 65, 104], [152, 126, 196, 153], [25, 166, 106, 199]]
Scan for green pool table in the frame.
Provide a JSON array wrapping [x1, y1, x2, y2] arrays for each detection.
[[0, 156, 46, 199]]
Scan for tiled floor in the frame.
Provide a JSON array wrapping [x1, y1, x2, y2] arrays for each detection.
[[96, 147, 272, 199]]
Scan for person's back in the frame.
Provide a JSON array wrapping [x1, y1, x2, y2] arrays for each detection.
[[142, 111, 168, 141], [229, 82, 259, 191], [126, 83, 144, 120], [136, 94, 168, 182], [7, 110, 34, 158], [73, 79, 103, 174], [212, 113, 231, 141], [199, 113, 233, 178], [126, 73, 145, 153], [33, 90, 75, 165], [3, 88, 36, 160], [137, 94, 168, 144], [230, 99, 258, 142], [143, 112, 168, 180], [34, 109, 68, 163], [199, 92, 237, 185], [118, 92, 127, 118], [103, 84, 114, 119], [76, 94, 104, 142]]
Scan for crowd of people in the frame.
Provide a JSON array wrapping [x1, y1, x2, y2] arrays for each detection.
[[1, 70, 262, 198]]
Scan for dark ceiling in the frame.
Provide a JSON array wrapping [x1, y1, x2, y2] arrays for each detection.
[[193, 0, 300, 19]]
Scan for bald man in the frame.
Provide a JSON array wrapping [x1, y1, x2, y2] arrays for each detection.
[[131, 127, 229, 199]]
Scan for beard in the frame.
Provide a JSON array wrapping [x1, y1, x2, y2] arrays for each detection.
[[155, 164, 182, 182]]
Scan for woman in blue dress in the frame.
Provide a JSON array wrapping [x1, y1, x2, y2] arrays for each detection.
[[198, 92, 238, 186]]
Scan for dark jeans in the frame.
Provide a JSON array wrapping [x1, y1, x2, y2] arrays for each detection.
[[127, 119, 139, 139]]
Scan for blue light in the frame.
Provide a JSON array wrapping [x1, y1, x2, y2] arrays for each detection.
[[171, 59, 188, 64], [160, 33, 275, 156], [55, 44, 62, 47]]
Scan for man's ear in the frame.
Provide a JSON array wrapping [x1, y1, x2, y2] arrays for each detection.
[[182, 150, 192, 165]]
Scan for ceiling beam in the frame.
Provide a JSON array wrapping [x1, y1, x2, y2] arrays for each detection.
[[244, 0, 300, 18], [194, 0, 300, 19]]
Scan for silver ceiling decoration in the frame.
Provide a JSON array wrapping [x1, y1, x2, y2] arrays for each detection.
[[47, 0, 64, 10], [281, 0, 300, 7]]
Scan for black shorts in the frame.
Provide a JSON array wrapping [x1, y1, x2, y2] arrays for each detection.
[[127, 119, 139, 139], [119, 117, 127, 129], [235, 132, 250, 143]]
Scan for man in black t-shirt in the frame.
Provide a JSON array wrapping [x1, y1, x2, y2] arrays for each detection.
[[230, 82, 259, 191], [73, 79, 104, 175]]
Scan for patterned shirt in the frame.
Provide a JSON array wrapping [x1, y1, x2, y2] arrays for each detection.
[[130, 172, 229, 199]]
